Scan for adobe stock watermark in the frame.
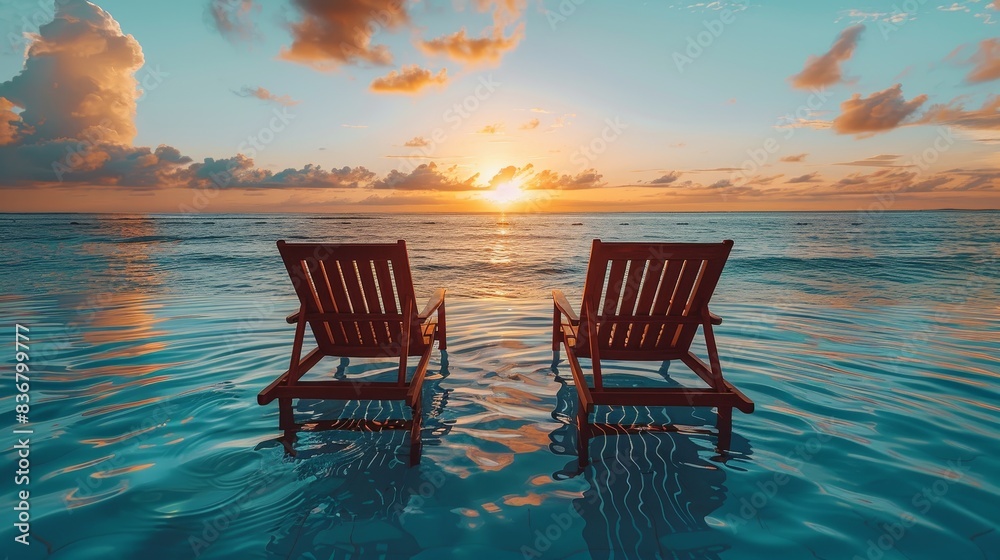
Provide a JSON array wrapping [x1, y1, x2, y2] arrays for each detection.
[[858, 126, 956, 222], [180, 105, 296, 213], [395, 74, 501, 174], [729, 86, 832, 187], [722, 426, 832, 534], [853, 457, 973, 560], [569, 117, 627, 171], [544, 0, 587, 30], [672, 1, 747, 73]]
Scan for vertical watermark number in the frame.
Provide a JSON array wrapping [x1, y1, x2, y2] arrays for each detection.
[[13, 324, 32, 546]]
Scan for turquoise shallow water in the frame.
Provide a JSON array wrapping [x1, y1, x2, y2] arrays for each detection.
[[0, 211, 998, 559]]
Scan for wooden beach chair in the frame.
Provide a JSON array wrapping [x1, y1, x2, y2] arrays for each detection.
[[551, 239, 753, 464], [258, 240, 446, 464]]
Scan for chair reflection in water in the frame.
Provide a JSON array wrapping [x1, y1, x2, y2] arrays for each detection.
[[258, 240, 447, 465], [552, 239, 754, 465]]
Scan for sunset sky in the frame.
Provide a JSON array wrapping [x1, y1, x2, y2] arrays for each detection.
[[1, 0, 998, 212]]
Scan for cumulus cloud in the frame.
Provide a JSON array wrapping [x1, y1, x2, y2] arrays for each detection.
[[370, 65, 448, 94], [188, 156, 375, 189], [373, 162, 481, 191], [235, 86, 299, 106], [523, 168, 605, 190], [208, 0, 260, 43], [0, 0, 144, 145], [418, 24, 524, 65], [780, 153, 808, 162], [280, 0, 408, 69], [404, 136, 430, 147], [790, 25, 864, 89], [520, 118, 540, 130], [832, 84, 928, 135], [965, 38, 1000, 83], [0, 98, 27, 146]]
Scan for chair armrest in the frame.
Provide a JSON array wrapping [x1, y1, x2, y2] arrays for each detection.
[[286, 310, 301, 324], [709, 311, 722, 325], [552, 290, 579, 324], [418, 288, 447, 320]]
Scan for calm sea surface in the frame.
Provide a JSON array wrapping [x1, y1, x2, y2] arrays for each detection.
[[0, 212, 997, 559]]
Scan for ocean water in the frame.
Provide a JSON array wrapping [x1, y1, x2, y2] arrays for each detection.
[[0, 211, 997, 559]]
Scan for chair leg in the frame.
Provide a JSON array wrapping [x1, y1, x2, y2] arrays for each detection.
[[576, 397, 590, 467], [552, 307, 561, 352], [278, 398, 294, 431], [409, 399, 423, 466], [437, 305, 447, 351], [716, 406, 733, 451]]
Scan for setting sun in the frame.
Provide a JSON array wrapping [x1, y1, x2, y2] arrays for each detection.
[[484, 179, 525, 206]]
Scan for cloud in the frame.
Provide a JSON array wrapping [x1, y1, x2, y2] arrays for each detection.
[[478, 123, 503, 134], [0, 98, 27, 146], [531, 107, 551, 114], [208, 0, 260, 43], [341, 124, 368, 129], [520, 118, 540, 130], [418, 24, 524, 65], [786, 172, 822, 183], [370, 65, 448, 94], [0, 141, 192, 187], [523, 169, 605, 190], [235, 86, 299, 106], [835, 154, 913, 167], [0, 0, 144, 145], [965, 38, 1000, 83], [790, 24, 864, 89], [832, 84, 928, 135], [404, 136, 430, 147], [189, 156, 375, 189], [650, 171, 682, 184], [373, 162, 481, 191], [780, 153, 808, 163], [919, 95, 1000, 130], [279, 0, 408, 69]]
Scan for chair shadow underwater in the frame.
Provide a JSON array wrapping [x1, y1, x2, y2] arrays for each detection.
[[258, 240, 447, 466], [552, 239, 754, 466]]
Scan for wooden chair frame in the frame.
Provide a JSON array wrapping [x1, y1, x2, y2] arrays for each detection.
[[552, 239, 753, 464], [258, 240, 446, 464]]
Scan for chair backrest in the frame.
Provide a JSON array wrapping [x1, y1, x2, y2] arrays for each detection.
[[576, 239, 734, 360], [276, 240, 425, 357]]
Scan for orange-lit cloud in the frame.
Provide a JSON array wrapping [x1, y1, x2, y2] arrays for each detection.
[[187, 155, 375, 189], [780, 153, 808, 162], [0, 0, 144, 145], [404, 136, 430, 147], [524, 168, 605, 190], [235, 86, 299, 106], [835, 154, 911, 167], [373, 162, 481, 191], [279, 0, 408, 68], [419, 24, 524, 65], [965, 39, 1000, 83], [0, 97, 26, 146], [919, 95, 1000, 130], [370, 65, 448, 94], [478, 123, 504, 134], [790, 24, 864, 89], [520, 118, 540, 130], [832, 84, 927, 135]]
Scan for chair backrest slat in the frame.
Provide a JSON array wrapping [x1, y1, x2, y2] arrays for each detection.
[[577, 239, 733, 358], [277, 240, 423, 356]]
